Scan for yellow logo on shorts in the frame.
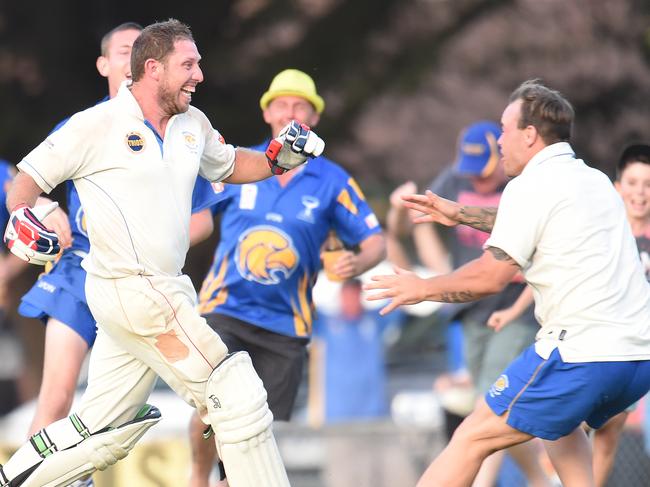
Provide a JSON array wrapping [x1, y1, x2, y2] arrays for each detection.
[[125, 132, 145, 153], [236, 226, 298, 285], [489, 374, 509, 398]]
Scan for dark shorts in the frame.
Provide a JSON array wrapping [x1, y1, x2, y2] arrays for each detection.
[[205, 313, 309, 421], [485, 345, 650, 440], [18, 252, 96, 347]]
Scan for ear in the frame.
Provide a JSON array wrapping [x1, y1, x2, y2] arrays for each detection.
[[523, 125, 538, 147], [614, 180, 622, 194], [143, 58, 162, 80], [96, 56, 109, 78]]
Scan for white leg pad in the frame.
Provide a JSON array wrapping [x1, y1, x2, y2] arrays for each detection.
[[2, 405, 160, 487], [207, 352, 290, 487]]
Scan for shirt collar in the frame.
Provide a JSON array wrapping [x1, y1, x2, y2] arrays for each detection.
[[116, 80, 145, 120], [522, 142, 575, 175]]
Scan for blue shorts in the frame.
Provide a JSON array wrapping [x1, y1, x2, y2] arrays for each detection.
[[485, 345, 650, 440], [19, 252, 96, 347]]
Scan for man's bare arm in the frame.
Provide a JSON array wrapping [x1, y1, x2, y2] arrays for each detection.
[[7, 171, 43, 210], [458, 206, 498, 233], [402, 191, 498, 233], [365, 248, 520, 314]]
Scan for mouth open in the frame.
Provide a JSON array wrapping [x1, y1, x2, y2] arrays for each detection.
[[181, 86, 195, 101]]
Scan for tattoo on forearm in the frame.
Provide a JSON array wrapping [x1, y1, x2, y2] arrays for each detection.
[[486, 246, 519, 267], [439, 291, 478, 303], [458, 206, 497, 233]]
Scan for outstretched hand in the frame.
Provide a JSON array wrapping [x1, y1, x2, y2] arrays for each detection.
[[364, 265, 426, 315], [401, 190, 461, 227]]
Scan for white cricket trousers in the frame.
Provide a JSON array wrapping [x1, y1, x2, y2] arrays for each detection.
[[77, 273, 228, 432]]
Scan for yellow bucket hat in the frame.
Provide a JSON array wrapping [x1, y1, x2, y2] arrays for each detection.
[[259, 69, 325, 114]]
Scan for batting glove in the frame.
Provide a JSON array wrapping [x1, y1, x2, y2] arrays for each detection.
[[265, 120, 325, 175], [4, 202, 61, 265]]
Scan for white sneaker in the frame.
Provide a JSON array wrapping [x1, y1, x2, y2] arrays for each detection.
[[68, 478, 94, 487]]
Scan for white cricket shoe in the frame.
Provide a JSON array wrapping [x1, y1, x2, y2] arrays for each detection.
[[68, 478, 94, 487]]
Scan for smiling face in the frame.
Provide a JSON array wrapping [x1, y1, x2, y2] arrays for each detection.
[[263, 95, 320, 138], [157, 39, 203, 116], [616, 161, 650, 224], [97, 28, 141, 98]]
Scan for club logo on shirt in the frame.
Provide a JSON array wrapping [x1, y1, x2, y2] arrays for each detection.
[[297, 195, 320, 223], [488, 374, 509, 398], [125, 132, 145, 153], [183, 131, 198, 151], [235, 226, 299, 285]]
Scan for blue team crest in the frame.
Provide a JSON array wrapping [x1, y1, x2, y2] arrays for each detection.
[[488, 374, 509, 398], [235, 226, 299, 285], [125, 132, 145, 153], [297, 195, 320, 223]]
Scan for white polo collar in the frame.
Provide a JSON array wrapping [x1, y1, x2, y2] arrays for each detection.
[[521, 142, 575, 176]]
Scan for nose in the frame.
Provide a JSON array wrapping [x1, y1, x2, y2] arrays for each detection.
[[194, 65, 204, 83]]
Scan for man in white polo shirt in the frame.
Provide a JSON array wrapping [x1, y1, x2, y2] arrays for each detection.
[[0, 19, 322, 487], [366, 79, 650, 487]]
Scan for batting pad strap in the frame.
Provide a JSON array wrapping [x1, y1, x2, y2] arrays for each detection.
[[2, 406, 161, 487], [4, 413, 92, 480]]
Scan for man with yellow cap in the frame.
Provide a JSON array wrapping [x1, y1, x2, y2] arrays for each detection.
[[187, 69, 386, 486]]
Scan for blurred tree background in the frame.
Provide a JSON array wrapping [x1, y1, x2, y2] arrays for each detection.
[[2, 0, 650, 191], [1, 0, 650, 394]]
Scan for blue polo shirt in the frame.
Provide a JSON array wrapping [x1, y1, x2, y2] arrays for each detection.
[[198, 142, 381, 337]]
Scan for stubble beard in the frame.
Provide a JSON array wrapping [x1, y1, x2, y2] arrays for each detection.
[[158, 80, 189, 117]]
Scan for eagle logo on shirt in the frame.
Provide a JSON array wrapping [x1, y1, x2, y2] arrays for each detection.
[[235, 226, 299, 285], [125, 132, 145, 153]]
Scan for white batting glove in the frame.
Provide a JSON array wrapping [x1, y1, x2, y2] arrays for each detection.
[[4, 202, 61, 265], [265, 120, 325, 174]]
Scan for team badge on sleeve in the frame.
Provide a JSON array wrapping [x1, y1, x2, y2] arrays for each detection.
[[365, 214, 379, 229], [125, 132, 145, 153], [488, 374, 509, 398]]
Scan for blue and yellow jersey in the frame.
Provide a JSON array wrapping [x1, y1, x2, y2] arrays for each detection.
[[51, 100, 219, 254], [0, 159, 15, 231], [198, 142, 381, 338]]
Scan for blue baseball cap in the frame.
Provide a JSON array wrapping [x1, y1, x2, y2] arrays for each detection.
[[455, 121, 502, 177]]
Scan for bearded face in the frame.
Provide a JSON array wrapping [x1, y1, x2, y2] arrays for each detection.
[[156, 39, 202, 117]]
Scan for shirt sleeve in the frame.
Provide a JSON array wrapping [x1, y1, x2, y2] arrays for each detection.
[[198, 117, 236, 183], [484, 177, 547, 268], [331, 174, 382, 246], [17, 111, 96, 194]]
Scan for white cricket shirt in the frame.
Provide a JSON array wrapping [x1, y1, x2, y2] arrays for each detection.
[[485, 142, 650, 362], [18, 83, 236, 278]]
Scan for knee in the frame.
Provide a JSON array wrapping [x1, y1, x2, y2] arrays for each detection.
[[448, 419, 496, 460]]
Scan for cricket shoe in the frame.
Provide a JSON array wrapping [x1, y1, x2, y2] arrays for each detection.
[[68, 478, 94, 487]]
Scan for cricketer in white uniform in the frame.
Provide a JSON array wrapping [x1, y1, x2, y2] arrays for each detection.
[[1, 19, 323, 487]]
